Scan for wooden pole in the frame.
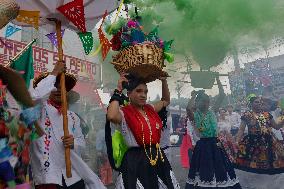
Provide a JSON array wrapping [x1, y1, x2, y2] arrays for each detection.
[[55, 20, 72, 178], [6, 39, 37, 67]]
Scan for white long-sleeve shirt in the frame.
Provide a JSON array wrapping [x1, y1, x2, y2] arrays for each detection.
[[226, 112, 241, 130], [186, 119, 199, 146], [29, 75, 86, 186]]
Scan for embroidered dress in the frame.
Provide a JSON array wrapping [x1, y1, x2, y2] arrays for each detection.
[[185, 110, 241, 189], [234, 111, 284, 189], [235, 111, 284, 172]]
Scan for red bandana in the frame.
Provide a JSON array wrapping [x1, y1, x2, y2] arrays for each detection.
[[121, 104, 162, 146], [47, 100, 62, 114]]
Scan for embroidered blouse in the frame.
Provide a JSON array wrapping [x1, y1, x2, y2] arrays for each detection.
[[194, 110, 217, 138], [29, 75, 86, 187]]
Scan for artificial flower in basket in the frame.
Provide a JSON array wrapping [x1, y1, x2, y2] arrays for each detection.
[[108, 18, 174, 83]]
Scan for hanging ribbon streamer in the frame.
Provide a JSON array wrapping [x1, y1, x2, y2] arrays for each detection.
[[98, 28, 111, 61], [78, 32, 94, 55], [5, 24, 21, 38], [98, 11, 111, 60], [16, 10, 40, 30], [57, 0, 87, 33], [46, 30, 65, 48], [89, 0, 125, 57]]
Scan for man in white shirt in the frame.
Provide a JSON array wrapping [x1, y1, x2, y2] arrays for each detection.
[[226, 105, 241, 136], [29, 62, 105, 189]]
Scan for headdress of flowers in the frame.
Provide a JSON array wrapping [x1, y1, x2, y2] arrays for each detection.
[[106, 17, 174, 63]]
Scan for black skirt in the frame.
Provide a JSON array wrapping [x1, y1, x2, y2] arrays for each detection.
[[185, 137, 241, 189], [119, 146, 177, 189]]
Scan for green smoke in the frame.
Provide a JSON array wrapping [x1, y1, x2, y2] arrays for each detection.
[[126, 0, 284, 69]]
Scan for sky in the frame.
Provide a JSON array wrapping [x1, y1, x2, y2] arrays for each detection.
[[96, 2, 284, 102]]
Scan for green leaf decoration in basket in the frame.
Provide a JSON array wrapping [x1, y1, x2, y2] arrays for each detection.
[[164, 52, 174, 63], [112, 130, 128, 168], [163, 40, 174, 52], [146, 26, 159, 41]]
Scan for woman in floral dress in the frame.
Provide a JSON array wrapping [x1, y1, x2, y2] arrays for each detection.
[[235, 96, 284, 189]]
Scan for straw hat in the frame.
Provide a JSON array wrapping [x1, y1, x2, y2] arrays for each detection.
[[33, 72, 77, 92], [0, 0, 20, 29], [67, 90, 80, 104]]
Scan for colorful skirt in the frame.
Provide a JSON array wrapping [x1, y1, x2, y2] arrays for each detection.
[[218, 131, 238, 163], [234, 133, 284, 174], [185, 138, 241, 189]]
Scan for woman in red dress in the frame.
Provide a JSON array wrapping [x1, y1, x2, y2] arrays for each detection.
[[106, 73, 179, 189]]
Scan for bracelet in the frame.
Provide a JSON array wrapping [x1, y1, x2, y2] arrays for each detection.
[[109, 90, 128, 105]]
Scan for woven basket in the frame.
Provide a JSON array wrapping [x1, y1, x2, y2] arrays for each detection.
[[111, 43, 168, 83], [0, 0, 19, 29]]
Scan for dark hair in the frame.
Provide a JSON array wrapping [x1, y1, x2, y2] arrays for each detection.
[[158, 107, 168, 129], [249, 96, 257, 107], [219, 108, 227, 113], [195, 91, 209, 104], [123, 74, 146, 92], [227, 104, 234, 109]]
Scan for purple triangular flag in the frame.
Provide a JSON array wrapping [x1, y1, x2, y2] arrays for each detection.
[[46, 29, 65, 48]]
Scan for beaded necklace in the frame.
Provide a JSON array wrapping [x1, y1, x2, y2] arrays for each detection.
[[136, 108, 164, 166], [194, 110, 217, 137]]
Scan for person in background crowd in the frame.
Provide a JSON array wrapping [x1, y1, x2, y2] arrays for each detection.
[[217, 108, 238, 163], [177, 113, 193, 169], [96, 129, 113, 186], [226, 105, 241, 136], [160, 111, 173, 163]]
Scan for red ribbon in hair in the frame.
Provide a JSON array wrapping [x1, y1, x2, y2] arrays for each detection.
[[121, 104, 162, 146]]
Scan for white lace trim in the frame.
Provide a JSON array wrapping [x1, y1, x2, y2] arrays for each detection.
[[115, 170, 180, 189], [187, 172, 240, 187]]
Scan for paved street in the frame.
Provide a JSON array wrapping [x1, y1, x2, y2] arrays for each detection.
[[107, 146, 188, 189]]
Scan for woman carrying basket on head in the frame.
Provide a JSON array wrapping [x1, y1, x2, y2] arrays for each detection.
[[106, 73, 179, 189]]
